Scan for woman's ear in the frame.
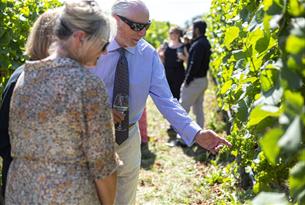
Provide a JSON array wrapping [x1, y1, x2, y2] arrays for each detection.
[[73, 31, 86, 44]]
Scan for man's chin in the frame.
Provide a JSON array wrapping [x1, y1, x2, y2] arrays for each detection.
[[130, 42, 137, 47], [124, 39, 139, 48], [131, 38, 141, 46]]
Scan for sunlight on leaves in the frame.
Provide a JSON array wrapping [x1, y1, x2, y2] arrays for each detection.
[[278, 116, 302, 154], [288, 0, 305, 16], [289, 161, 305, 204], [224, 26, 240, 49], [247, 105, 282, 127], [286, 35, 305, 54], [259, 128, 283, 165]]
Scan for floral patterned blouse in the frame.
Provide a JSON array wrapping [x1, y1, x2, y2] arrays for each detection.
[[6, 57, 119, 204]]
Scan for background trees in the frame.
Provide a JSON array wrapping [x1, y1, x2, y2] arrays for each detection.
[[0, 0, 61, 98]]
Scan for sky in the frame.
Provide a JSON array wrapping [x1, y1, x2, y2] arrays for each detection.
[[98, 0, 212, 27]]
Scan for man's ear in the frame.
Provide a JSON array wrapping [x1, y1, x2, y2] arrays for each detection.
[[113, 14, 121, 25], [194, 27, 199, 36]]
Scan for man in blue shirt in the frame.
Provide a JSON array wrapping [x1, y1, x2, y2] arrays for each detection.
[[90, 0, 232, 204]]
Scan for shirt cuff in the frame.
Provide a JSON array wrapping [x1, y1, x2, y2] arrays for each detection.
[[180, 121, 201, 147]]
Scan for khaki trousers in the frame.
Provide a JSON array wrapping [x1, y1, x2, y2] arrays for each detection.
[[180, 77, 208, 128], [114, 123, 141, 205]]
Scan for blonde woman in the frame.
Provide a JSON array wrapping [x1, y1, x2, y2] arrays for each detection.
[[6, 1, 118, 204], [0, 8, 59, 199]]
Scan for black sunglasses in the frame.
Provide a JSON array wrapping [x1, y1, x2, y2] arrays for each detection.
[[117, 15, 151, 32], [101, 41, 109, 52]]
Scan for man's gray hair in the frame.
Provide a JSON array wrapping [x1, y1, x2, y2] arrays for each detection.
[[111, 0, 146, 16]]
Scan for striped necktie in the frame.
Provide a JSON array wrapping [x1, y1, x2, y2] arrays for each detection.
[[112, 48, 129, 145]]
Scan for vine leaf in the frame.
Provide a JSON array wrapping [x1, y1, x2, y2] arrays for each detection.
[[286, 35, 305, 54], [255, 32, 270, 53], [259, 128, 283, 165], [224, 26, 240, 49], [288, 0, 305, 16], [278, 116, 302, 154], [247, 105, 282, 127], [289, 161, 305, 204], [252, 192, 288, 205], [220, 80, 233, 95]]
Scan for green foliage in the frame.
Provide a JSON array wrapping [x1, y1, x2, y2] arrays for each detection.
[[0, 0, 61, 97], [259, 128, 283, 164], [144, 20, 170, 48], [209, 0, 305, 203], [252, 192, 289, 205], [289, 161, 305, 204]]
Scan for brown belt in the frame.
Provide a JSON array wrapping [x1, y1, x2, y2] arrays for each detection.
[[129, 123, 136, 128]]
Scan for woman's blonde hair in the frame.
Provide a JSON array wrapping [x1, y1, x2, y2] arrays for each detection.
[[54, 0, 110, 62], [24, 8, 60, 60]]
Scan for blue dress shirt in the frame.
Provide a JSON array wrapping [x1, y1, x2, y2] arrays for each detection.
[[90, 39, 201, 146]]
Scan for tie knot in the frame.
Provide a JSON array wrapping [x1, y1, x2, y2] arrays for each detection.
[[118, 47, 125, 56]]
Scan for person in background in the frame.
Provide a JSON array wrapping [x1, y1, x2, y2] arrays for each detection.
[[158, 26, 187, 101], [0, 8, 60, 199], [158, 26, 188, 146], [90, 1, 231, 204], [180, 20, 211, 129], [139, 106, 154, 160], [5, 1, 118, 204], [139, 107, 148, 147]]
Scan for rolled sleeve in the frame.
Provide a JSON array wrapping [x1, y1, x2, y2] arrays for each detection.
[[82, 77, 119, 179], [149, 52, 201, 146]]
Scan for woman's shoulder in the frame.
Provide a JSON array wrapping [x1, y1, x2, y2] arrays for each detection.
[[51, 58, 105, 91], [82, 70, 105, 89], [69, 66, 106, 94], [24, 57, 105, 91]]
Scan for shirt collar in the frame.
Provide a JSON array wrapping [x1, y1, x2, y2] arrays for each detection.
[[107, 39, 136, 55]]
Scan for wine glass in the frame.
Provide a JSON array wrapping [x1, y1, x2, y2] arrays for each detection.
[[113, 94, 128, 131]]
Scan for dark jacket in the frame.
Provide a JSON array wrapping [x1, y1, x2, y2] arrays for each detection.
[[185, 35, 211, 85], [0, 65, 23, 196]]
